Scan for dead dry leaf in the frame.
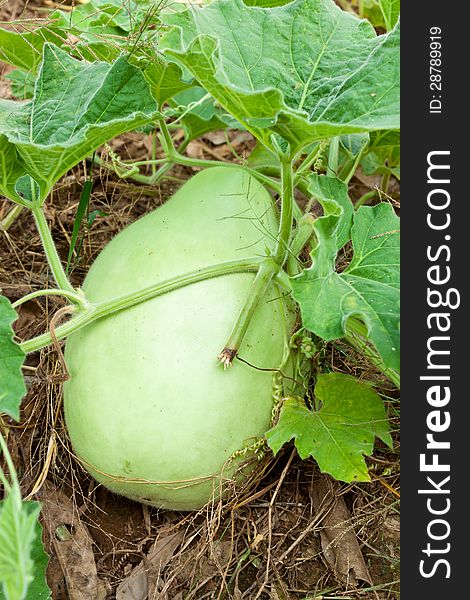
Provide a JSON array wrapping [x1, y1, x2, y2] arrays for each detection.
[[116, 530, 183, 600], [313, 477, 372, 586], [38, 481, 105, 600]]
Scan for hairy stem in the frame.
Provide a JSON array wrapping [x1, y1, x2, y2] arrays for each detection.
[[13, 289, 89, 311], [274, 155, 295, 266], [20, 258, 264, 354], [174, 152, 282, 193], [31, 205, 75, 294]]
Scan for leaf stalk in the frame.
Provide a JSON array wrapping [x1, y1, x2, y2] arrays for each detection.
[[31, 205, 75, 295]]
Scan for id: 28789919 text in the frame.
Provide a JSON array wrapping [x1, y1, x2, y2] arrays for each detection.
[[429, 26, 443, 114]]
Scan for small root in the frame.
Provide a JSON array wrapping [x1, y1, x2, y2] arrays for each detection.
[[217, 347, 237, 369]]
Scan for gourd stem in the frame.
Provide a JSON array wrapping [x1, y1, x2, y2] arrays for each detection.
[[13, 289, 89, 311], [346, 319, 400, 389], [19, 258, 264, 354], [218, 258, 279, 367], [1, 204, 24, 232], [31, 205, 76, 295]]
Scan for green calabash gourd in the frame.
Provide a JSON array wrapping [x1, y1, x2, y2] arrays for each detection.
[[64, 167, 296, 510]]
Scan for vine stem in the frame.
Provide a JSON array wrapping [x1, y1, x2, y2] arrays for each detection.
[[171, 154, 281, 194], [274, 154, 295, 266], [12, 289, 89, 311], [158, 119, 284, 193], [19, 258, 263, 354], [31, 205, 75, 295]]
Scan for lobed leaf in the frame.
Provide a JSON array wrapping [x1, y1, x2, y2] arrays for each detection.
[[266, 373, 392, 482], [0, 296, 26, 421], [160, 0, 400, 153], [0, 45, 160, 204], [291, 202, 400, 372]]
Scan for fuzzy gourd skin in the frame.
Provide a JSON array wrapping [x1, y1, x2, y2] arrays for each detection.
[[64, 167, 295, 510]]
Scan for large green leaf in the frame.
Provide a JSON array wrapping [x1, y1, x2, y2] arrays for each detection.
[[0, 44, 159, 204], [160, 0, 400, 153], [266, 373, 392, 482], [0, 296, 26, 421], [291, 202, 400, 372]]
